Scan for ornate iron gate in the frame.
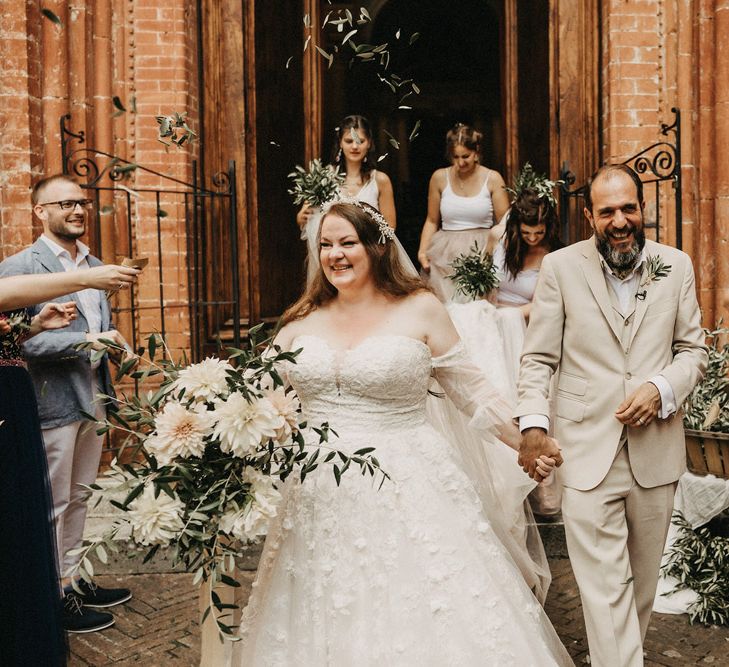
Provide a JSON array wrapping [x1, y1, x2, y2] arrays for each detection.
[[60, 114, 240, 362], [559, 107, 682, 248]]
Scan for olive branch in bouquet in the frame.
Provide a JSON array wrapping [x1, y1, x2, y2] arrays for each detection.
[[447, 241, 500, 300], [69, 324, 388, 640], [287, 158, 345, 208]]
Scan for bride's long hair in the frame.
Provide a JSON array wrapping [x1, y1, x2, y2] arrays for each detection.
[[281, 202, 425, 325]]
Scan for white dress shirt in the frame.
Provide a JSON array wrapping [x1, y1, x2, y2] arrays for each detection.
[[519, 248, 677, 432], [39, 234, 104, 368]]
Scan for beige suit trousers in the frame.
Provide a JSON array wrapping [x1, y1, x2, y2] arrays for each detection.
[[42, 398, 104, 574], [561, 443, 676, 667]]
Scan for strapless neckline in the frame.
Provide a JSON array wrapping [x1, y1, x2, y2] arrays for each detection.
[[291, 333, 431, 357]]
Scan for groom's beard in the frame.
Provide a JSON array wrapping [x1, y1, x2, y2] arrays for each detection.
[[595, 225, 646, 279]]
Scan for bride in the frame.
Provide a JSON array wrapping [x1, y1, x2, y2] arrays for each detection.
[[228, 201, 572, 666]]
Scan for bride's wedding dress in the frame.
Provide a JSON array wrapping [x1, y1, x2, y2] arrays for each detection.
[[229, 335, 572, 666]]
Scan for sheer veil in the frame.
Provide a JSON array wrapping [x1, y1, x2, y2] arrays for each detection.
[[302, 210, 552, 603]]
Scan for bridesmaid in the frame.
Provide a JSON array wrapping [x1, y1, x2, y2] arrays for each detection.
[[488, 186, 563, 323], [417, 123, 510, 302], [296, 114, 396, 230]]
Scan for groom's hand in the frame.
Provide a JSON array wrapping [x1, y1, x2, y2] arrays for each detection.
[[518, 428, 563, 480], [615, 382, 661, 427]]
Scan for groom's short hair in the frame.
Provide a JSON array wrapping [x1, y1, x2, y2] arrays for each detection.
[[585, 164, 644, 212]]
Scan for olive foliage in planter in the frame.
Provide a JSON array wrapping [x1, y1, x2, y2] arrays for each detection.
[[662, 512, 729, 626], [664, 324, 729, 626], [683, 324, 729, 478]]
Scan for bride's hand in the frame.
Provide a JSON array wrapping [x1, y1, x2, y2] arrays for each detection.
[[534, 455, 557, 481]]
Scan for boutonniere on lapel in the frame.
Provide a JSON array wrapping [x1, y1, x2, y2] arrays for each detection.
[[636, 255, 672, 300]]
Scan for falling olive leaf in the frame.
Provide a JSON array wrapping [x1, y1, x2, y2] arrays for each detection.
[[41, 8, 62, 26], [130, 95, 137, 113], [409, 120, 421, 142], [285, 56, 293, 69], [360, 7, 371, 21], [341, 29, 357, 45], [100, 205, 115, 215], [412, 83, 421, 94], [409, 32, 420, 45], [157, 209, 168, 218], [377, 153, 388, 162], [395, 28, 401, 39], [303, 35, 311, 52]]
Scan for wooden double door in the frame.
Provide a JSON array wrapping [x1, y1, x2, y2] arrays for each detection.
[[200, 0, 600, 323]]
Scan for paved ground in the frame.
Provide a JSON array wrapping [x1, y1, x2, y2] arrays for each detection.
[[68, 558, 729, 666]]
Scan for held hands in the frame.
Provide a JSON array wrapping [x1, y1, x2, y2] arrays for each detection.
[[615, 382, 661, 427], [518, 428, 563, 481], [417, 251, 430, 272]]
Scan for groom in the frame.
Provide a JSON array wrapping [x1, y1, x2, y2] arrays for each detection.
[[515, 164, 707, 666]]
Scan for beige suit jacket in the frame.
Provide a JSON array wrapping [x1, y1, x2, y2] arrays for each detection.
[[516, 238, 707, 491]]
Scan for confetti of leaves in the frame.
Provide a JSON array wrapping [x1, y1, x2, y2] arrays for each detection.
[[41, 8, 62, 26], [156, 112, 197, 149]]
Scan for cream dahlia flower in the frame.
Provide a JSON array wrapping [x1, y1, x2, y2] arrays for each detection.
[[127, 485, 185, 545], [145, 401, 213, 465], [211, 392, 285, 458], [171, 357, 232, 402], [263, 386, 300, 440], [244, 466, 283, 516]]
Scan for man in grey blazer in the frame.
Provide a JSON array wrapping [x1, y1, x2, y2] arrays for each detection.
[[516, 165, 707, 666], [0, 174, 135, 633]]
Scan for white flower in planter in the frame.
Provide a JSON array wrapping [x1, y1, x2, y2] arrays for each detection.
[[145, 401, 213, 465], [127, 486, 185, 546], [171, 356, 233, 402], [212, 391, 285, 457]]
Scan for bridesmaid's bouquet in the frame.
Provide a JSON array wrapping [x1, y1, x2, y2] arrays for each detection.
[[448, 242, 500, 300], [288, 158, 344, 207], [69, 325, 386, 638]]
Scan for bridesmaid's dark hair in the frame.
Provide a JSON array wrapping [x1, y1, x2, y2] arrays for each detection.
[[445, 123, 483, 162], [503, 189, 563, 279], [281, 202, 425, 324], [330, 115, 377, 181]]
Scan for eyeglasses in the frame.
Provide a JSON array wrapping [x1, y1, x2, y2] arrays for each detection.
[[38, 199, 94, 210]]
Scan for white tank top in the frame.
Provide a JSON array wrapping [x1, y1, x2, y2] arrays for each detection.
[[493, 240, 540, 306], [440, 169, 494, 231], [341, 170, 380, 209]]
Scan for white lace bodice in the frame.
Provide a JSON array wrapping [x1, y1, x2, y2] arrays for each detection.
[[288, 335, 432, 432]]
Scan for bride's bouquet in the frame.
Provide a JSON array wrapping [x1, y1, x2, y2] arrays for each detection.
[[70, 325, 386, 638], [287, 158, 344, 208], [448, 241, 500, 300]]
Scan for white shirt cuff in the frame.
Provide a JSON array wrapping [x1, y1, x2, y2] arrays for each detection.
[[519, 414, 550, 433], [649, 374, 676, 418]]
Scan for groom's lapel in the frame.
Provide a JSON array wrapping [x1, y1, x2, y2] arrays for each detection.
[[580, 238, 622, 344], [628, 242, 657, 346]]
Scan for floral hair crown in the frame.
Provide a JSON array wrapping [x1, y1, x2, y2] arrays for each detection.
[[504, 162, 563, 208], [321, 196, 396, 244]]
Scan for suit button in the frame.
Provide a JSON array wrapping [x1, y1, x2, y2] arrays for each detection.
[[624, 319, 630, 326], [625, 372, 632, 380]]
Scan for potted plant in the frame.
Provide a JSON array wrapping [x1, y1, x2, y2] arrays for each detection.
[[683, 323, 729, 479]]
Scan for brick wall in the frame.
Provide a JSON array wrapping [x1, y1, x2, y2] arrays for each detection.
[[602, 0, 728, 324]]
